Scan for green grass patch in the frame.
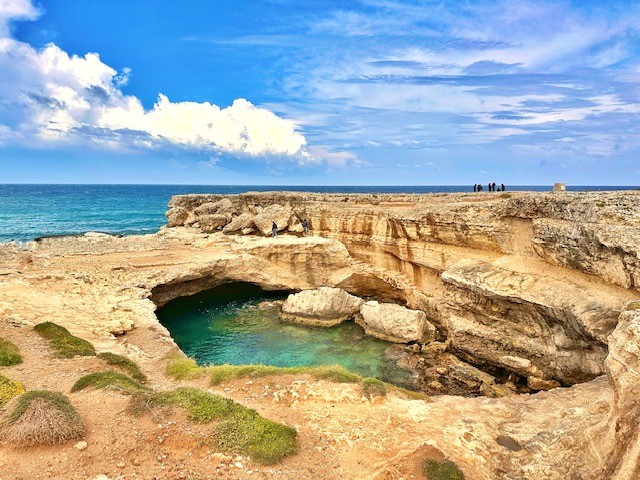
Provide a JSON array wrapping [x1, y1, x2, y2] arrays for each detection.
[[307, 365, 362, 383], [165, 355, 209, 380], [0, 337, 22, 366], [500, 193, 512, 199], [132, 387, 297, 464], [423, 459, 465, 480], [215, 410, 297, 464], [361, 377, 387, 399], [206, 363, 362, 386], [165, 355, 363, 386], [97, 352, 147, 382], [34, 322, 95, 358], [0, 374, 26, 407], [71, 371, 149, 395], [165, 356, 426, 401]]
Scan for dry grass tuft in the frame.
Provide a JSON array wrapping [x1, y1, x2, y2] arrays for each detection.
[[1, 390, 85, 446]]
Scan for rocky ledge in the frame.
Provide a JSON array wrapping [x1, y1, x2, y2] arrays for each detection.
[[0, 190, 638, 479]]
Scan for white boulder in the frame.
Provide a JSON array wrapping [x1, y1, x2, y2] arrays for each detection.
[[356, 301, 436, 343], [280, 287, 364, 326]]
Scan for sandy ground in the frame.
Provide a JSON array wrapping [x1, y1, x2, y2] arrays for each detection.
[[0, 323, 449, 480]]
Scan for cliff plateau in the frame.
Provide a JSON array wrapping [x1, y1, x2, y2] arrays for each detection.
[[0, 190, 638, 479]]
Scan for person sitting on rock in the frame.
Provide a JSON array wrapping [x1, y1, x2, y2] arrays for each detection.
[[271, 222, 278, 238]]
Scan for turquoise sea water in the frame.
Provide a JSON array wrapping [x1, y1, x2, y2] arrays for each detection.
[[0, 184, 634, 243], [157, 283, 415, 387]]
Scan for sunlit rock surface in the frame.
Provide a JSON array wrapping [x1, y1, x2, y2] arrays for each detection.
[[280, 287, 364, 326], [357, 301, 436, 343]]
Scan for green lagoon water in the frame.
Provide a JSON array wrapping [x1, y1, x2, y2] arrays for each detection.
[[157, 283, 414, 387]]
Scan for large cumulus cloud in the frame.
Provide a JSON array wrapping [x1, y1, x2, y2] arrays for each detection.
[[0, 0, 310, 163]]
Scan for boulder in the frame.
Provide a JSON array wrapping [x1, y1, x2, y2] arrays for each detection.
[[253, 204, 293, 236], [356, 301, 436, 343], [199, 214, 230, 233], [166, 206, 189, 227], [288, 215, 304, 233], [279, 287, 364, 326], [222, 213, 255, 233], [194, 198, 236, 216]]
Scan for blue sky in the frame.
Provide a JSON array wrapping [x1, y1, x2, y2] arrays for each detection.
[[0, 0, 639, 185]]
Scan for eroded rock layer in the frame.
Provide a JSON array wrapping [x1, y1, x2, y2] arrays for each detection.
[[167, 190, 639, 385]]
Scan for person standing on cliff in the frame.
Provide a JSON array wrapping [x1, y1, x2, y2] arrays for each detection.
[[473, 184, 477, 192], [301, 219, 309, 236], [272, 222, 278, 238], [501, 183, 505, 191]]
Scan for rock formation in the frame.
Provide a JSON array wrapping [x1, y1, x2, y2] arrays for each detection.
[[280, 287, 364, 326], [167, 191, 639, 385], [356, 301, 436, 343]]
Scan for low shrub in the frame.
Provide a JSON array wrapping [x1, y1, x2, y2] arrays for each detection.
[[97, 352, 147, 382], [34, 322, 95, 358], [308, 365, 362, 384], [215, 410, 298, 464], [423, 459, 465, 480], [165, 355, 209, 380], [0, 338, 22, 366], [360, 377, 387, 399], [132, 387, 297, 464], [1, 390, 85, 446], [0, 374, 26, 407], [209, 364, 299, 386], [71, 371, 149, 395], [151, 387, 245, 422]]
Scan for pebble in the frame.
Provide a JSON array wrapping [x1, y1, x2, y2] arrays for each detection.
[[74, 441, 88, 451], [213, 453, 232, 463], [116, 461, 126, 469], [234, 462, 244, 469]]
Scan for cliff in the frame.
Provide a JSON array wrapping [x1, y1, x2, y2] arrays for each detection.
[[167, 191, 640, 385], [0, 190, 638, 479]]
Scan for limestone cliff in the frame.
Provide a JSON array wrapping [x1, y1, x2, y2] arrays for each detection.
[[166, 191, 639, 385]]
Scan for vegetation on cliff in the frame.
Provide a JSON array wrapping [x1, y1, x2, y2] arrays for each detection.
[[71, 371, 149, 394], [1, 390, 85, 446], [0, 337, 22, 366], [34, 322, 95, 358], [0, 374, 25, 407], [423, 458, 465, 480], [131, 387, 297, 464], [97, 352, 147, 382], [166, 354, 424, 400]]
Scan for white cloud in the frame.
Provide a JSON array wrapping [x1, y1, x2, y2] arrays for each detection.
[[0, 1, 310, 161], [0, 0, 39, 36]]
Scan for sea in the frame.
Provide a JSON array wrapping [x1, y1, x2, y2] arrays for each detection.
[[0, 184, 635, 243]]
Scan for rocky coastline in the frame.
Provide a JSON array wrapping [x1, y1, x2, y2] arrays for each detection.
[[0, 189, 639, 479]]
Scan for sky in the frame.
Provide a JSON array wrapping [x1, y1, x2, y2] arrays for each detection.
[[0, 0, 639, 185]]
